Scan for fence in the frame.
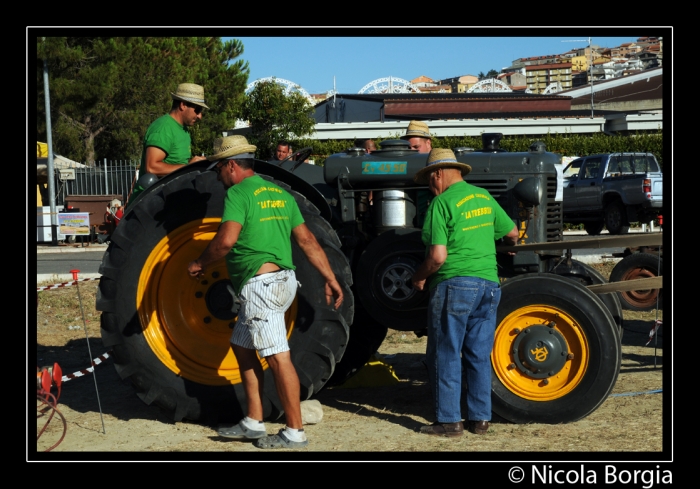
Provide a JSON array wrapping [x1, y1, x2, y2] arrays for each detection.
[[52, 159, 139, 207]]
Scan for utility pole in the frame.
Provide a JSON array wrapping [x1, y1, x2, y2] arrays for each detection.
[[42, 38, 59, 245], [563, 37, 594, 117]]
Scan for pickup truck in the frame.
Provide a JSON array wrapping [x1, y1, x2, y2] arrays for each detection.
[[563, 152, 663, 235]]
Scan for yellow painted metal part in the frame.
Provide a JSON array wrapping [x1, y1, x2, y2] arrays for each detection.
[[136, 218, 296, 386], [491, 305, 589, 401]]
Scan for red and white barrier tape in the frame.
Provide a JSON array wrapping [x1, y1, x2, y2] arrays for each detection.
[[37, 277, 100, 292], [61, 351, 112, 383]]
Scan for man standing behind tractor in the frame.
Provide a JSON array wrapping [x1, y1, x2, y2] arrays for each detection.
[[411, 148, 518, 438], [401, 120, 433, 153], [187, 135, 343, 449], [129, 83, 209, 204]]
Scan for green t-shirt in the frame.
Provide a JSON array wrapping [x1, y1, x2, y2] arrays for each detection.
[[421, 180, 514, 288], [222, 175, 305, 295], [129, 114, 192, 203]]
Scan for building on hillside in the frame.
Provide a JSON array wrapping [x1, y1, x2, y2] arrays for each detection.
[[438, 75, 478, 93], [526, 62, 573, 93], [411, 75, 437, 88], [497, 71, 527, 90]]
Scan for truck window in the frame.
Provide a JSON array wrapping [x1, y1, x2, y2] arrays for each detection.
[[619, 155, 632, 173], [564, 158, 583, 178], [631, 155, 660, 173], [581, 158, 601, 180]]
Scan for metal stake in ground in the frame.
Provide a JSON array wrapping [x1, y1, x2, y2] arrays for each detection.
[[70, 269, 106, 434]]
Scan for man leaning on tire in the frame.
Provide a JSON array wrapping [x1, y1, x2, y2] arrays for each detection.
[[187, 135, 343, 449], [128, 83, 209, 205], [411, 148, 518, 438]]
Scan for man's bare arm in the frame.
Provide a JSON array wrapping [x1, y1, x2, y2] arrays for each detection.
[[291, 223, 343, 309], [411, 244, 447, 291], [188, 221, 242, 278], [145, 146, 206, 176]]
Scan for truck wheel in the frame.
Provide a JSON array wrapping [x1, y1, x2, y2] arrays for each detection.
[[491, 274, 621, 424], [604, 201, 630, 235], [609, 253, 663, 311], [355, 228, 429, 332], [547, 258, 624, 335], [97, 165, 352, 423], [584, 221, 605, 236]]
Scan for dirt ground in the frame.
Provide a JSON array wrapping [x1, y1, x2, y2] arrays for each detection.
[[33, 267, 667, 460]]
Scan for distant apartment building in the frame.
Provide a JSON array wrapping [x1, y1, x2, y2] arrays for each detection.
[[497, 71, 527, 91], [411, 75, 452, 93], [525, 62, 573, 94], [438, 74, 479, 93]]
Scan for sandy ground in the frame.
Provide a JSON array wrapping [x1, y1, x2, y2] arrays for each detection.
[[33, 278, 666, 460]]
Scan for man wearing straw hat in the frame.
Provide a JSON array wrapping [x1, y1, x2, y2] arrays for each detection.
[[401, 120, 433, 153], [129, 83, 209, 203], [411, 148, 518, 438], [187, 135, 344, 449]]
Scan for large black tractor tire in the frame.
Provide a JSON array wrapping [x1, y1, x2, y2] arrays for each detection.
[[604, 201, 630, 235], [547, 258, 624, 335], [609, 252, 663, 312], [491, 274, 621, 424], [355, 228, 429, 332], [96, 164, 353, 423], [325, 299, 388, 387]]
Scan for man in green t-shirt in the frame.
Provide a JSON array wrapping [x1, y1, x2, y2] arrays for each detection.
[[411, 148, 519, 438], [128, 83, 209, 204], [187, 135, 343, 449]]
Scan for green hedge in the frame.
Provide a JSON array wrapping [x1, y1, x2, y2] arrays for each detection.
[[294, 131, 663, 168]]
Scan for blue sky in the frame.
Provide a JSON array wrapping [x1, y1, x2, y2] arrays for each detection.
[[225, 34, 654, 96]]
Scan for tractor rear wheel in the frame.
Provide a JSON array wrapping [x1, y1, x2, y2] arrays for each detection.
[[491, 274, 621, 424], [97, 164, 352, 423], [547, 258, 624, 335], [609, 252, 663, 311]]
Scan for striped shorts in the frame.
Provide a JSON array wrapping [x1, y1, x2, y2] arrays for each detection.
[[231, 269, 298, 358]]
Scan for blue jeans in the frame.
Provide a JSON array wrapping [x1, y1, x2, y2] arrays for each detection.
[[426, 276, 501, 423]]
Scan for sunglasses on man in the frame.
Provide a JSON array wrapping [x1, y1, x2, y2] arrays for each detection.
[[185, 102, 204, 115]]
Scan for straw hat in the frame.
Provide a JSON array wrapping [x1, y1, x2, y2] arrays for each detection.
[[414, 148, 472, 184], [171, 83, 209, 109], [401, 120, 431, 140], [207, 135, 257, 163]]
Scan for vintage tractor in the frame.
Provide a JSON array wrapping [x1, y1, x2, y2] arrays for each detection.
[[96, 133, 621, 425]]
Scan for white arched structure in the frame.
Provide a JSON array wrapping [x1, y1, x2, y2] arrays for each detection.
[[542, 82, 563, 94], [467, 78, 513, 93], [358, 77, 421, 94], [246, 77, 315, 105]]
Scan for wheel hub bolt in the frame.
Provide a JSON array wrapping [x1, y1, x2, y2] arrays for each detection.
[[195, 291, 203, 298], [508, 363, 516, 370], [513, 328, 521, 334], [212, 271, 220, 278], [567, 353, 574, 360], [229, 322, 235, 329], [547, 321, 556, 328], [542, 379, 550, 386], [203, 316, 211, 324]]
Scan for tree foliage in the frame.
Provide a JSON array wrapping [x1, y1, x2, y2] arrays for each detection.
[[241, 80, 315, 159], [36, 37, 249, 163]]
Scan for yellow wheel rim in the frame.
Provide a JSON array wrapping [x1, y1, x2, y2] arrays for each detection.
[[491, 305, 589, 401], [136, 218, 297, 386]]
